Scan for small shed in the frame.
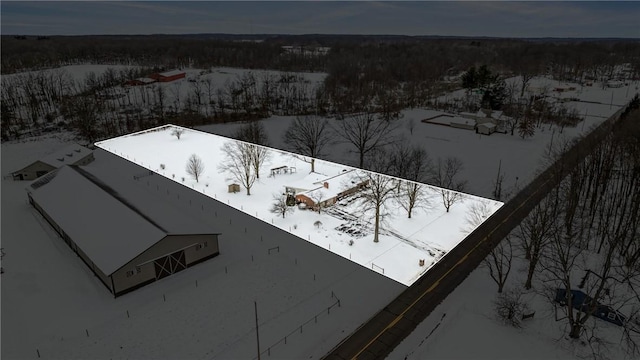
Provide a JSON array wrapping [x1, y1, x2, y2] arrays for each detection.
[[228, 183, 241, 193], [477, 123, 497, 135]]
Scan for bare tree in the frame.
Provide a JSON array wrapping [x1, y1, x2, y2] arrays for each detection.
[[186, 154, 205, 183], [270, 193, 292, 218], [232, 121, 270, 179], [492, 160, 505, 201], [334, 110, 399, 168], [494, 288, 528, 328], [517, 195, 558, 290], [465, 201, 494, 233], [357, 151, 399, 243], [171, 128, 184, 140], [283, 115, 332, 172], [433, 157, 467, 212], [219, 141, 257, 195], [232, 121, 269, 146], [484, 236, 513, 293], [390, 144, 434, 218]]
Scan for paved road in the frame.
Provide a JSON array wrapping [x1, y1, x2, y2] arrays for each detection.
[[322, 103, 633, 360]]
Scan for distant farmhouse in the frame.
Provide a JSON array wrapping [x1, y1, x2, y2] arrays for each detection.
[[27, 165, 220, 297], [11, 144, 94, 181]]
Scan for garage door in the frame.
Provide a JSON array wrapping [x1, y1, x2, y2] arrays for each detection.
[[154, 250, 186, 280]]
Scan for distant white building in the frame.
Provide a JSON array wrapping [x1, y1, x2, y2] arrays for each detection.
[[11, 144, 94, 181], [477, 122, 497, 135]]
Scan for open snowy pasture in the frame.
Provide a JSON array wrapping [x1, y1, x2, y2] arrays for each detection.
[[2, 141, 406, 359], [96, 125, 503, 286]]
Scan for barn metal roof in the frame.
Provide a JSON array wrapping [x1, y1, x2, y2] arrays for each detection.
[[26, 162, 217, 275], [39, 144, 93, 168]]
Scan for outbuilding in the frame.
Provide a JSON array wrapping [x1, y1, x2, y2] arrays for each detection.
[[11, 144, 94, 181], [150, 70, 186, 83], [477, 122, 497, 135], [125, 77, 156, 86], [26, 165, 220, 297]]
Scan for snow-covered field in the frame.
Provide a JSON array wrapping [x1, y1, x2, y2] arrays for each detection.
[[2, 64, 638, 360], [1, 139, 406, 359], [96, 125, 503, 286]]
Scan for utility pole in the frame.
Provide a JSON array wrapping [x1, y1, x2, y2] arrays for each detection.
[[255, 301, 261, 360]]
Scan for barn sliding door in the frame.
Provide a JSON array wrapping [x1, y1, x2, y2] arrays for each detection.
[[154, 250, 187, 280]]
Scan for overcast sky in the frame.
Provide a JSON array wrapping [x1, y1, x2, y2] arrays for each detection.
[[2, 1, 639, 38]]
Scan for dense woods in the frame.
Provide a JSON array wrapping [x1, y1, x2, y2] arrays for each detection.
[[2, 34, 640, 143]]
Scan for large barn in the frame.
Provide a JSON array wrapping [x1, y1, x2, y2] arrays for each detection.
[[26, 164, 220, 297], [11, 144, 94, 181]]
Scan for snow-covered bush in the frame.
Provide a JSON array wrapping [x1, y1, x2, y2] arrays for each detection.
[[493, 289, 528, 328]]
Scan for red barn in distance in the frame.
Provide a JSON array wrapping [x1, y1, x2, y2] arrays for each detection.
[[150, 69, 186, 82]]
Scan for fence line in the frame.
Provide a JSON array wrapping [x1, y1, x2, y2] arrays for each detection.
[[253, 292, 342, 359]]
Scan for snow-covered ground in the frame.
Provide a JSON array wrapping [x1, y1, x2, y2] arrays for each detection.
[[2, 65, 638, 360], [96, 125, 503, 286], [2, 140, 406, 359]]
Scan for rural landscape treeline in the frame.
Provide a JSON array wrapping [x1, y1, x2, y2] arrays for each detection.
[[2, 33, 640, 359], [2, 35, 639, 142]]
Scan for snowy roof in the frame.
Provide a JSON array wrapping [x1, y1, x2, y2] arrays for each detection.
[[299, 170, 362, 200], [136, 77, 156, 84], [450, 117, 475, 126], [158, 69, 185, 77], [39, 144, 93, 168], [27, 164, 217, 275], [284, 172, 332, 192], [478, 123, 497, 129]]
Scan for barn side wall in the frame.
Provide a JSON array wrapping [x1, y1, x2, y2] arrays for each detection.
[[28, 193, 114, 294], [111, 234, 219, 296], [13, 161, 56, 180]]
